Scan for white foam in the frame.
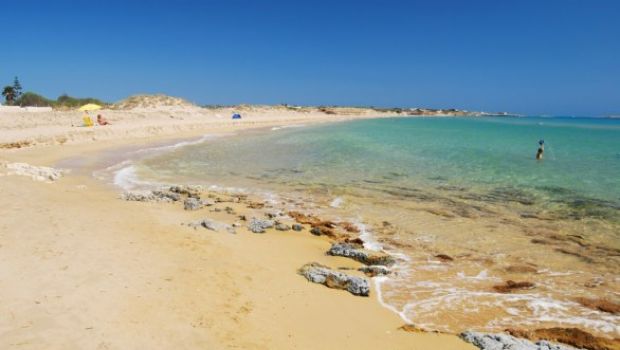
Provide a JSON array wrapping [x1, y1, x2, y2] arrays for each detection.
[[130, 134, 218, 155], [373, 276, 413, 324], [357, 223, 383, 251], [329, 197, 344, 208], [271, 124, 306, 131]]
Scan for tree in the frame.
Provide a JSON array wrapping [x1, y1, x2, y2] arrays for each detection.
[[2, 86, 16, 105], [13, 76, 22, 99]]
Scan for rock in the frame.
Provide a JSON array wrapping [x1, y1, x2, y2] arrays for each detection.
[[122, 191, 156, 202], [358, 265, 391, 277], [506, 327, 620, 350], [187, 219, 234, 233], [310, 227, 322, 236], [344, 237, 365, 247], [339, 221, 360, 233], [492, 280, 535, 293], [184, 197, 204, 210], [122, 190, 179, 202], [460, 331, 579, 350], [169, 185, 202, 198], [275, 223, 290, 231], [576, 297, 620, 314], [248, 218, 274, 233], [327, 243, 395, 266], [4, 162, 63, 182], [224, 206, 235, 214], [152, 190, 181, 202], [298, 262, 369, 296], [435, 254, 454, 261], [292, 224, 303, 231]]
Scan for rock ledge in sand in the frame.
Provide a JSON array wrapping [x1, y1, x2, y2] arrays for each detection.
[[327, 242, 395, 266], [298, 262, 369, 296], [2, 162, 63, 182], [460, 331, 579, 350]]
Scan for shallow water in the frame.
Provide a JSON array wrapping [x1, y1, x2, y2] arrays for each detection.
[[131, 116, 620, 336]]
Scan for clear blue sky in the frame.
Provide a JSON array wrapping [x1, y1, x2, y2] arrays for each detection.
[[1, 0, 618, 116]]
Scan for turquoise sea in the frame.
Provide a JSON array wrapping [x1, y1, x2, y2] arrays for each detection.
[[131, 116, 620, 336]]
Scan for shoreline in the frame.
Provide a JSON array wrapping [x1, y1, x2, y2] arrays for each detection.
[[0, 112, 477, 349]]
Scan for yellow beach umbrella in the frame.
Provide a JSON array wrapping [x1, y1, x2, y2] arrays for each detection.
[[78, 103, 102, 111]]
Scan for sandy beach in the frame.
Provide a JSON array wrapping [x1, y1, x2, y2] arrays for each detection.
[[0, 102, 477, 349]]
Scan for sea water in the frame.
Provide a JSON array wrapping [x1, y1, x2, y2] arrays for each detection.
[[132, 116, 620, 336]]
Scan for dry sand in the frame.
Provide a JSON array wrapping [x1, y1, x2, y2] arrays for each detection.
[[0, 106, 476, 349]]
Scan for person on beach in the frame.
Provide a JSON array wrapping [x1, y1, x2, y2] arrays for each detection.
[[536, 140, 544, 160], [97, 114, 111, 126]]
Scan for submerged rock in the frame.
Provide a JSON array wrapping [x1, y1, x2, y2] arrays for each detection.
[[298, 262, 369, 296], [292, 224, 303, 231], [248, 218, 274, 233], [506, 327, 620, 350], [492, 280, 535, 293], [460, 331, 578, 350], [327, 243, 395, 266]]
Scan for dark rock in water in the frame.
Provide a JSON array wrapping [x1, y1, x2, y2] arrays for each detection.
[[574, 297, 620, 314], [184, 197, 204, 211], [298, 262, 369, 296], [327, 243, 395, 266], [493, 280, 535, 293], [344, 237, 365, 247], [248, 218, 274, 233], [460, 331, 579, 350], [275, 223, 290, 231], [435, 254, 454, 261], [505, 265, 538, 274], [358, 265, 390, 277], [292, 224, 303, 231], [310, 227, 322, 236]]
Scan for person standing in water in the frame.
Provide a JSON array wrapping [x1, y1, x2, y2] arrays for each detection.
[[536, 140, 544, 160]]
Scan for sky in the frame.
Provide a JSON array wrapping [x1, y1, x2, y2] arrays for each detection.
[[1, 0, 618, 116]]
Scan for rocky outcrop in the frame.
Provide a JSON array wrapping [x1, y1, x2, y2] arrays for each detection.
[[248, 218, 274, 233], [3, 162, 63, 182], [506, 328, 620, 350], [184, 197, 203, 210], [358, 265, 391, 277], [460, 331, 579, 350], [183, 197, 215, 210], [169, 185, 202, 198], [122, 190, 179, 202], [186, 218, 235, 234], [298, 262, 369, 296], [326, 243, 395, 266]]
